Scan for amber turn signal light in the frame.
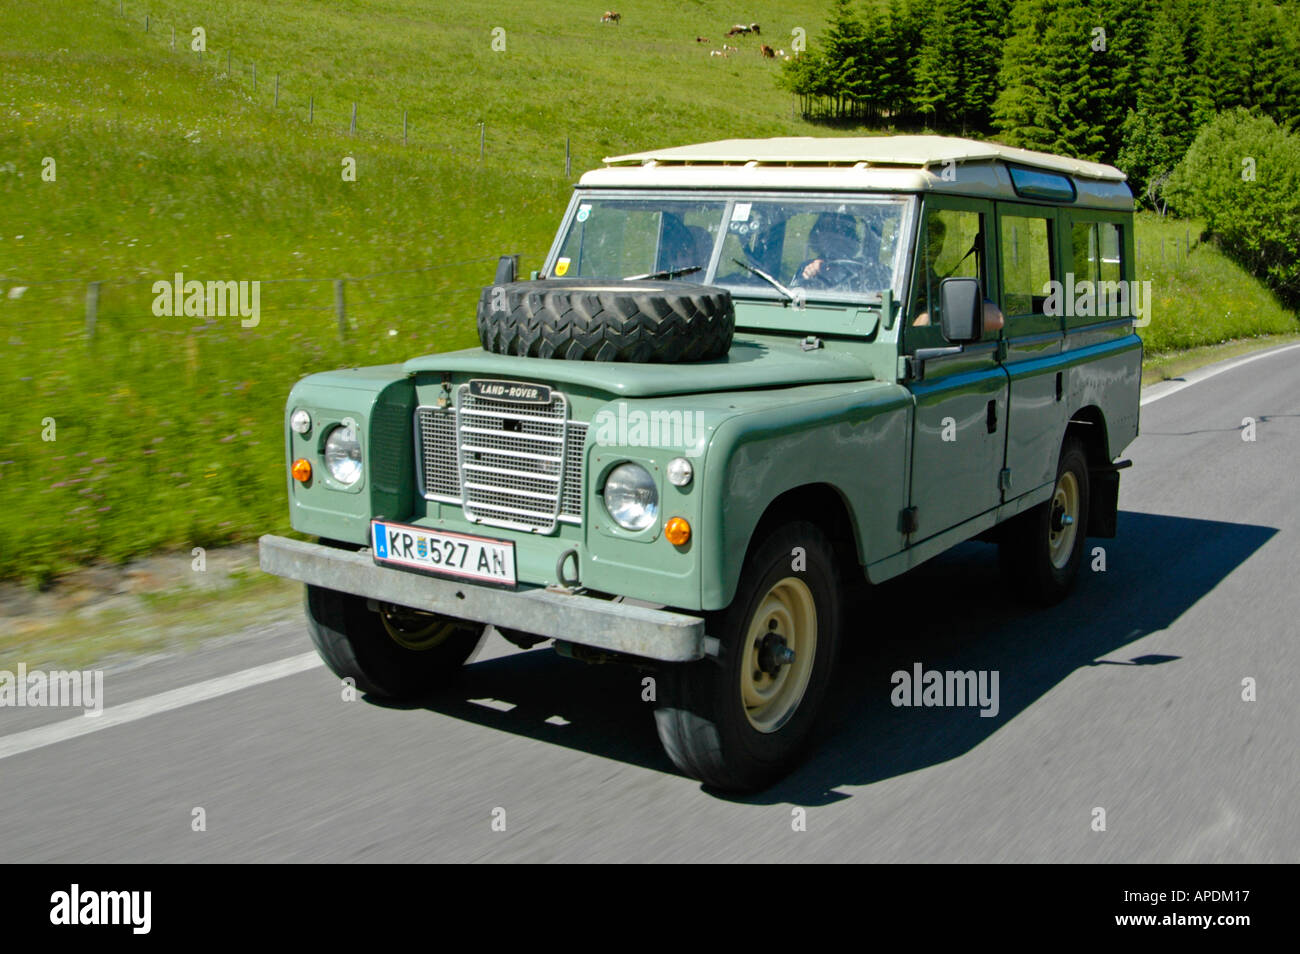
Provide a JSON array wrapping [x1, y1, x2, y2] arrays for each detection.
[[664, 517, 691, 546], [291, 458, 312, 482]]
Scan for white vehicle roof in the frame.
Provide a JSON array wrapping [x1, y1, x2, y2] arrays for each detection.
[[581, 135, 1132, 210]]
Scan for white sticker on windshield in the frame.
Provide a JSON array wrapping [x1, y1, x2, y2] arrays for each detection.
[[576, 204, 592, 222], [731, 202, 752, 222]]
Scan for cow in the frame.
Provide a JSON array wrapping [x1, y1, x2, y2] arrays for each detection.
[[760, 44, 775, 58], [696, 36, 710, 43], [601, 11, 621, 23], [710, 49, 730, 57], [725, 24, 749, 37]]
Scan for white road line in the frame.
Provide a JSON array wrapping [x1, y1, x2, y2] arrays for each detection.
[[1141, 342, 1300, 406], [0, 652, 323, 762]]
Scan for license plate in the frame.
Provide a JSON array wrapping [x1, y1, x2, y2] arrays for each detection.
[[371, 520, 516, 586]]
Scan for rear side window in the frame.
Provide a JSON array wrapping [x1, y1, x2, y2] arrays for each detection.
[[1067, 221, 1125, 321], [1071, 221, 1122, 284], [1000, 214, 1055, 318]]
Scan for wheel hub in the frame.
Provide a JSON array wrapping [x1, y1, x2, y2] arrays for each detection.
[[755, 628, 796, 677]]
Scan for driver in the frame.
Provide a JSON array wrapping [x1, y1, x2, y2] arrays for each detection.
[[791, 212, 862, 289]]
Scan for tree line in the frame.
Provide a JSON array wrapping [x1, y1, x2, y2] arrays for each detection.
[[780, 0, 1300, 206]]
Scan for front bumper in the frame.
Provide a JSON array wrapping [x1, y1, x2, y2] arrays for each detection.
[[259, 535, 706, 662]]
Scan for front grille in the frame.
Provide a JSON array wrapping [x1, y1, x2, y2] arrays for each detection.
[[414, 387, 587, 533], [415, 406, 461, 500], [561, 423, 587, 520]]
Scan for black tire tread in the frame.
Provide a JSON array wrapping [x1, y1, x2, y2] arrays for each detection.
[[477, 279, 734, 363]]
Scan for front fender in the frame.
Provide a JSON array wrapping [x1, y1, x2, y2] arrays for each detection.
[[699, 382, 911, 610]]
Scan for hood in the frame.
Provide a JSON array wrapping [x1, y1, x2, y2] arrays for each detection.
[[402, 336, 873, 398]]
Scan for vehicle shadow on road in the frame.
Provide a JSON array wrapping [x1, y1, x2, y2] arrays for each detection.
[[753, 508, 1277, 806], [373, 510, 1275, 802]]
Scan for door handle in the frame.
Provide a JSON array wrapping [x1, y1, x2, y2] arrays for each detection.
[[986, 399, 998, 433]]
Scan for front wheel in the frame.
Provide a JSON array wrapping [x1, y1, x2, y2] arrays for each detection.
[[304, 585, 484, 700], [654, 521, 844, 792], [999, 437, 1091, 605]]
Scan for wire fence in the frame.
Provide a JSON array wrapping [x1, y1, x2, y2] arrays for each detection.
[[0, 255, 518, 343], [101, 0, 577, 174]]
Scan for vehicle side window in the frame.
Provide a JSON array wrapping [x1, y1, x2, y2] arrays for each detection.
[[1000, 213, 1055, 318], [1067, 221, 1124, 319], [907, 207, 985, 349]]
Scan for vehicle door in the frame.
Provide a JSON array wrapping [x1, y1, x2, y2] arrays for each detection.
[[903, 198, 1008, 539]]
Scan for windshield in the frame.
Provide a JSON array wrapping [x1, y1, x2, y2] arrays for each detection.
[[550, 194, 909, 302]]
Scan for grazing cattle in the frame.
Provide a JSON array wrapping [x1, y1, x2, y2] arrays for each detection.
[[696, 36, 710, 43], [760, 44, 775, 58], [725, 24, 749, 37], [710, 49, 729, 57], [776, 49, 785, 56], [750, 23, 760, 35], [601, 11, 621, 23]]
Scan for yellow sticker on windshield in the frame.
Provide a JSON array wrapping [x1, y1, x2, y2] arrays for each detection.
[[555, 257, 570, 276]]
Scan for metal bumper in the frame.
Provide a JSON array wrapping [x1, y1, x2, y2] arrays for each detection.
[[258, 535, 706, 662]]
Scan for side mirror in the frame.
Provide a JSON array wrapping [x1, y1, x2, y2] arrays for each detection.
[[494, 254, 519, 285], [939, 277, 983, 345]]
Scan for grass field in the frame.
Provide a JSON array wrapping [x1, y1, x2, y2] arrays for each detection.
[[1, 0, 1295, 584]]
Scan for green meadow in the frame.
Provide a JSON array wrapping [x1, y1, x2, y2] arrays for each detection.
[[1, 0, 1295, 583]]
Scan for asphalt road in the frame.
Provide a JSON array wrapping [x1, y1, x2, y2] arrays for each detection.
[[4, 344, 1299, 862]]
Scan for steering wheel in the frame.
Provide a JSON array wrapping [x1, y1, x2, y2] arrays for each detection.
[[792, 258, 872, 290]]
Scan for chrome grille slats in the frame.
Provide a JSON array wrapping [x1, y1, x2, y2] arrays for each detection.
[[414, 385, 588, 531]]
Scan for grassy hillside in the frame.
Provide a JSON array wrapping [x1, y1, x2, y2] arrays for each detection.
[[1, 0, 1295, 583]]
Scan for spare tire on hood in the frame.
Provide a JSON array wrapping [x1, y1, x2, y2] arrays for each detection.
[[476, 278, 734, 362]]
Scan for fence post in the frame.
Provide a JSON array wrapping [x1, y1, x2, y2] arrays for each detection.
[[274, 73, 279, 107], [403, 109, 408, 145], [308, 95, 314, 123], [351, 102, 357, 134], [335, 280, 347, 342], [565, 136, 570, 177], [479, 122, 485, 159], [85, 282, 101, 342], [145, 14, 149, 31], [171, 26, 175, 50]]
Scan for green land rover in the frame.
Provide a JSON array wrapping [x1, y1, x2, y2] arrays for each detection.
[[260, 136, 1141, 792]]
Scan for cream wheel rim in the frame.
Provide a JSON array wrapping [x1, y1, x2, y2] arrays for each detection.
[[740, 577, 817, 733], [1048, 470, 1080, 570]]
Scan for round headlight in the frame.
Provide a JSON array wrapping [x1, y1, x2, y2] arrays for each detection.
[[290, 409, 312, 435], [602, 463, 658, 531], [324, 425, 363, 485], [667, 457, 693, 487]]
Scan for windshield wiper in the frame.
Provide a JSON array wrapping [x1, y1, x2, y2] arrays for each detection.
[[730, 258, 797, 303], [623, 265, 703, 281]]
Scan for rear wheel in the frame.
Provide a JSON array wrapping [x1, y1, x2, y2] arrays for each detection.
[[999, 437, 1091, 605], [304, 585, 484, 700], [654, 521, 843, 792]]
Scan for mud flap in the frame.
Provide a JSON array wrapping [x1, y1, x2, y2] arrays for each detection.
[[1087, 460, 1130, 538]]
